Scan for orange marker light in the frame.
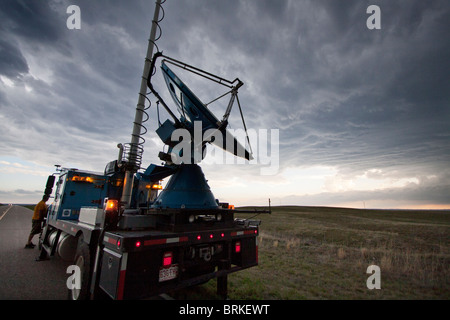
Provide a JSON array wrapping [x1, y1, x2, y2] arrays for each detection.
[[105, 199, 118, 211]]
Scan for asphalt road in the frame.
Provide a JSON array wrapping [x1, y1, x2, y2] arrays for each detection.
[[0, 205, 71, 300]]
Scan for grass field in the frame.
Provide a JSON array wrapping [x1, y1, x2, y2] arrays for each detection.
[[176, 206, 449, 300]]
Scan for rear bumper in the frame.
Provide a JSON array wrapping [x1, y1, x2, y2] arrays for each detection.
[[98, 227, 258, 300]]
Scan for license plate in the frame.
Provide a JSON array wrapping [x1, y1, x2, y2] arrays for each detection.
[[159, 264, 178, 282]]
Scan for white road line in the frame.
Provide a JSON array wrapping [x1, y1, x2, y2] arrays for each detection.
[[0, 205, 13, 221]]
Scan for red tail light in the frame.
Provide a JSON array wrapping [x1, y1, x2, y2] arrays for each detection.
[[163, 252, 173, 266], [235, 241, 241, 253]]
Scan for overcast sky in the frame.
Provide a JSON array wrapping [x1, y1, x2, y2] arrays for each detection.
[[0, 0, 449, 209]]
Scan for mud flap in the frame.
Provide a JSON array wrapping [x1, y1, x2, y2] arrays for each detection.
[[99, 248, 125, 299]]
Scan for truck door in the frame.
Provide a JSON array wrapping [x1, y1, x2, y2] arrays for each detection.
[[48, 173, 67, 221]]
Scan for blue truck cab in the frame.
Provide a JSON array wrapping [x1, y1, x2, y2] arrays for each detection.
[[49, 169, 108, 221], [48, 162, 161, 223]]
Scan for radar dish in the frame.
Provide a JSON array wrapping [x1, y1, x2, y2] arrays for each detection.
[[161, 62, 253, 161]]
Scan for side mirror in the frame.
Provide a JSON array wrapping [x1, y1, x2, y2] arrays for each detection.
[[45, 175, 56, 196]]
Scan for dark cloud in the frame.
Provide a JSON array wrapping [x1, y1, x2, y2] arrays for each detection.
[[0, 0, 63, 43], [0, 38, 29, 78], [270, 1, 450, 171], [0, 0, 449, 207]]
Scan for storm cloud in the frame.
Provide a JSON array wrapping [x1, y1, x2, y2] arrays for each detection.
[[0, 0, 449, 208]]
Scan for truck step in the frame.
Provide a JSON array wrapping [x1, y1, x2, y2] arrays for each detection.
[[41, 243, 52, 256], [36, 243, 53, 261]]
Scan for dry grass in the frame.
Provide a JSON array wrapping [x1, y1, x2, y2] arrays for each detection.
[[180, 206, 450, 299]]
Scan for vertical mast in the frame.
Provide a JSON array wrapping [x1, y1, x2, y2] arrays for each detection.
[[121, 0, 162, 208]]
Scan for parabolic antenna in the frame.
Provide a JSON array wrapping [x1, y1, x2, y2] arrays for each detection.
[[145, 53, 253, 209], [161, 61, 252, 161], [148, 53, 253, 162]]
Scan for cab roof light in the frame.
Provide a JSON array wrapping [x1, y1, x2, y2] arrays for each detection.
[[71, 175, 94, 183], [151, 184, 163, 190]]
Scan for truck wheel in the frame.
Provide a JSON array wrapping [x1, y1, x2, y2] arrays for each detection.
[[68, 235, 92, 300]]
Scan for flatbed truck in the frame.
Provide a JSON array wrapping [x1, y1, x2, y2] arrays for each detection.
[[37, 0, 263, 300], [38, 164, 260, 300]]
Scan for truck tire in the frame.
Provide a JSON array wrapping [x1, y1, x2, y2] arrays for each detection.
[[68, 234, 93, 300]]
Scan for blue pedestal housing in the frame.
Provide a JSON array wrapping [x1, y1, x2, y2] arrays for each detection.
[[152, 164, 218, 209]]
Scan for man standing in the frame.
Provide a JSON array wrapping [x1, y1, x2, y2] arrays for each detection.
[[25, 195, 49, 249]]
